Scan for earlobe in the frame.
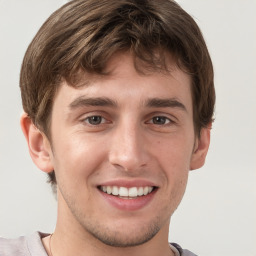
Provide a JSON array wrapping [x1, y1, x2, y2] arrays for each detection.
[[190, 126, 211, 170], [20, 112, 54, 173]]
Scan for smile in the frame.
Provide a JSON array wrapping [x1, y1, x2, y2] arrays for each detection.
[[99, 186, 155, 198]]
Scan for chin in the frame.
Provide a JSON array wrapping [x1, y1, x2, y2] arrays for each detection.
[[89, 225, 160, 247], [81, 216, 163, 248]]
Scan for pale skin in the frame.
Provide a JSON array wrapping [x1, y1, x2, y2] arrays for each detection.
[[21, 52, 210, 256]]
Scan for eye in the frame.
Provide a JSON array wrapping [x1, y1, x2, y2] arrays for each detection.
[[151, 116, 171, 125], [84, 116, 106, 125]]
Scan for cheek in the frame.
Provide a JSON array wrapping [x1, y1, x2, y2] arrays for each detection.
[[168, 172, 188, 214], [52, 134, 107, 184], [155, 135, 194, 174], [153, 134, 193, 204], [157, 138, 191, 203]]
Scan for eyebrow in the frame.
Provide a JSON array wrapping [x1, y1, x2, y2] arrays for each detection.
[[145, 98, 187, 112], [69, 96, 186, 112], [69, 96, 117, 109]]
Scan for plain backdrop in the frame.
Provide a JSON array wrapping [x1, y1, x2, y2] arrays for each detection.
[[0, 1, 255, 255]]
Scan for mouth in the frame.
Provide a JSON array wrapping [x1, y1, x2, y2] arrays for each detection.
[[98, 185, 157, 199]]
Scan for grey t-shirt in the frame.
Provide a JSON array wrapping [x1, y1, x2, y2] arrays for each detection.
[[0, 232, 197, 256]]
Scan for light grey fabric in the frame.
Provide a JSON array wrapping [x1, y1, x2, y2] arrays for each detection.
[[182, 249, 198, 256], [170, 243, 197, 256], [0, 232, 48, 256], [0, 232, 197, 256], [181, 249, 198, 256]]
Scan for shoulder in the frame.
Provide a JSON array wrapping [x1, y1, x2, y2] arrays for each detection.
[[0, 235, 28, 255], [170, 242, 198, 256], [0, 232, 49, 256]]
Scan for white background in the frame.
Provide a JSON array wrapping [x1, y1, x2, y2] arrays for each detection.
[[0, 1, 255, 255]]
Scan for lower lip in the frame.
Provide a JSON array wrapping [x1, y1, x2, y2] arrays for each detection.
[[99, 189, 157, 211]]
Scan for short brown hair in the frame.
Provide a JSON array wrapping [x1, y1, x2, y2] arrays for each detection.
[[20, 0, 215, 185]]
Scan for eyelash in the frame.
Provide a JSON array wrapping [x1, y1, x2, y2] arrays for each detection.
[[147, 116, 173, 125], [83, 115, 108, 125], [82, 115, 174, 127]]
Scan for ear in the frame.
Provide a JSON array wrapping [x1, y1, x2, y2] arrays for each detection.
[[20, 112, 54, 173], [190, 126, 211, 170]]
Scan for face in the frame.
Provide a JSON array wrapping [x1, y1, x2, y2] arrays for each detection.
[[44, 53, 200, 247]]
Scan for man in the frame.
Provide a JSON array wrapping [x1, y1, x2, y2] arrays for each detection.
[[0, 0, 215, 255]]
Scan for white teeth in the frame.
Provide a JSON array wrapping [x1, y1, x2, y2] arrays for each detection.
[[112, 186, 119, 196], [138, 187, 144, 196], [107, 186, 112, 194], [143, 186, 149, 195], [119, 187, 128, 197], [100, 186, 154, 198], [128, 187, 137, 197]]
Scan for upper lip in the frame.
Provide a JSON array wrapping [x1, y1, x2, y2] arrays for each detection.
[[98, 179, 158, 188]]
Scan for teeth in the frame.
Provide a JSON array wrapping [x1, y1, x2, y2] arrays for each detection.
[[100, 186, 154, 198], [138, 187, 144, 196], [143, 186, 149, 195], [128, 187, 137, 197], [107, 186, 112, 194], [112, 186, 119, 196], [119, 187, 128, 197]]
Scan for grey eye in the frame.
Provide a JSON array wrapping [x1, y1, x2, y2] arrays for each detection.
[[152, 116, 169, 125], [87, 116, 102, 125]]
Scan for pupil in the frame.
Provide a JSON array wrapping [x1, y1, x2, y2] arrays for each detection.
[[89, 116, 102, 125], [153, 116, 166, 125]]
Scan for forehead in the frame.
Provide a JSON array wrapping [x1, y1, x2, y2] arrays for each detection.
[[54, 52, 192, 111]]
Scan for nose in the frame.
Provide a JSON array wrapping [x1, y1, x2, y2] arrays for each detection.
[[108, 121, 149, 172]]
